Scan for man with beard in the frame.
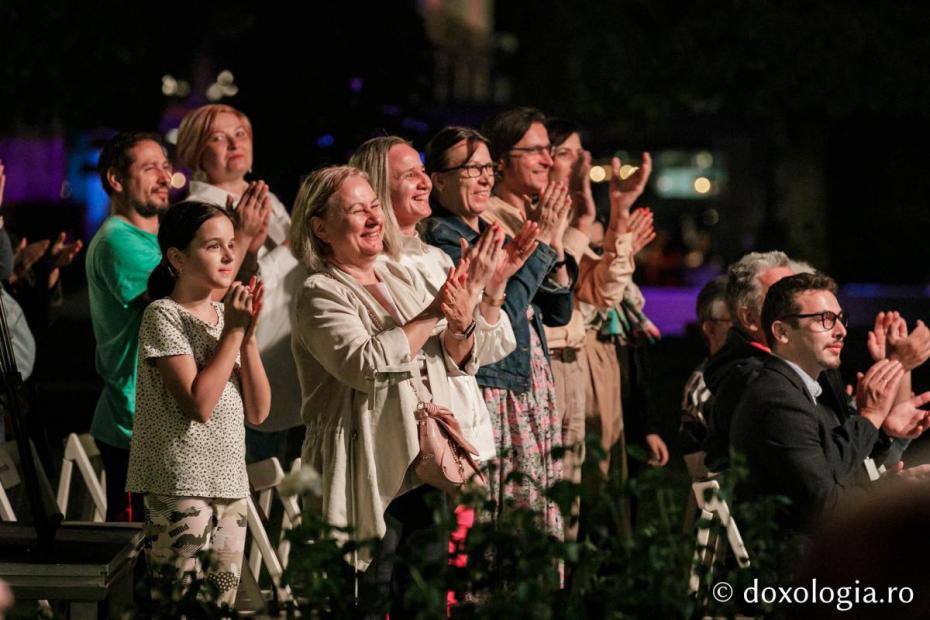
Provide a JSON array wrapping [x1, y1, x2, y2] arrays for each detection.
[[731, 273, 930, 533], [86, 132, 172, 521]]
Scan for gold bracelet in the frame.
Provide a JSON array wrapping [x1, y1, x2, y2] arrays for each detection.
[[482, 291, 506, 307]]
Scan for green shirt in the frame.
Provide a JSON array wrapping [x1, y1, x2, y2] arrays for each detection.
[[86, 216, 161, 449]]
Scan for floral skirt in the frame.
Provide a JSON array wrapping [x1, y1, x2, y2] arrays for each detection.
[[483, 324, 563, 539]]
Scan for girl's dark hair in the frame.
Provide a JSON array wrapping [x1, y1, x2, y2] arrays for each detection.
[[146, 200, 232, 300]]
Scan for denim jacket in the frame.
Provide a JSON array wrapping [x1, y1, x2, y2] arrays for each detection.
[[422, 214, 576, 393]]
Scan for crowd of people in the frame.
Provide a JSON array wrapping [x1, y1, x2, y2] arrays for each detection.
[[3, 99, 929, 614], [680, 251, 930, 540]]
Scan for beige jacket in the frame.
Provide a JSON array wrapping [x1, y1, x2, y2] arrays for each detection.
[[546, 226, 636, 349], [292, 260, 466, 570]]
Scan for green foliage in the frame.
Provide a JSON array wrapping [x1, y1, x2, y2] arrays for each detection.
[[66, 440, 789, 618], [278, 436, 792, 619]]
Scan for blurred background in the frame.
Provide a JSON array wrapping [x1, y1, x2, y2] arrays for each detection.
[[3, 0, 930, 456]]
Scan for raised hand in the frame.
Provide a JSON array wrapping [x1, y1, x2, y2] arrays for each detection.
[[10, 237, 50, 284], [525, 181, 571, 247], [867, 311, 894, 362], [49, 231, 84, 268], [855, 359, 905, 425], [627, 208, 656, 254], [0, 160, 6, 210], [609, 152, 652, 218], [223, 281, 255, 332], [889, 318, 930, 372], [883, 391, 930, 438], [439, 266, 475, 334], [460, 224, 505, 295], [243, 276, 265, 342], [229, 180, 270, 241], [489, 220, 539, 290]]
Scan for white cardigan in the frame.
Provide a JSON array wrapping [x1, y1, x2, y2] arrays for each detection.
[[187, 181, 304, 432], [292, 260, 470, 569], [395, 234, 516, 461]]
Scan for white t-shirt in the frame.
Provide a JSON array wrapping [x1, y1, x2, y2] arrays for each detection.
[[126, 298, 249, 498]]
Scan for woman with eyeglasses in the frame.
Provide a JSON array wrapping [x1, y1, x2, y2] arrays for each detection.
[[422, 126, 572, 538]]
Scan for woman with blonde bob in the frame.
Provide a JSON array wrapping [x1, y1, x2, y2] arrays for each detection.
[[289, 165, 478, 616], [177, 103, 304, 462]]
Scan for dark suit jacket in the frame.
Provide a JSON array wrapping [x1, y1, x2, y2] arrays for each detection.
[[731, 356, 879, 533]]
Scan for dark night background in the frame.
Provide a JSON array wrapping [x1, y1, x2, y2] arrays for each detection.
[[3, 1, 930, 460]]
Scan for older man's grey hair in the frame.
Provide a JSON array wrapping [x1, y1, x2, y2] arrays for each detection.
[[725, 250, 792, 322], [789, 258, 816, 275]]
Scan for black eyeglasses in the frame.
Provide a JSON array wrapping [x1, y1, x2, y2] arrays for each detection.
[[780, 310, 849, 331], [438, 163, 496, 178], [509, 144, 554, 157]]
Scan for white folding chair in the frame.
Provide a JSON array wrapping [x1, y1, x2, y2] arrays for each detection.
[[56, 433, 106, 522], [241, 457, 297, 605], [277, 458, 303, 570], [0, 441, 22, 521], [688, 478, 750, 596]]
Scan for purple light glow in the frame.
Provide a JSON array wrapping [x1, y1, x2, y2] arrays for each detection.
[[0, 137, 67, 204]]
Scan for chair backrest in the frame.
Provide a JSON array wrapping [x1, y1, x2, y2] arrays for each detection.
[[0, 441, 22, 491]]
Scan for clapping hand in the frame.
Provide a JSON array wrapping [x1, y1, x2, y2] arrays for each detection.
[[49, 231, 84, 269], [890, 318, 930, 372], [489, 220, 539, 290], [855, 359, 905, 425], [459, 224, 506, 296], [243, 276, 265, 341], [609, 153, 652, 217], [227, 181, 271, 248], [525, 181, 572, 247], [627, 208, 656, 254], [11, 237, 50, 284], [224, 281, 256, 332], [883, 391, 930, 438], [439, 264, 474, 334]]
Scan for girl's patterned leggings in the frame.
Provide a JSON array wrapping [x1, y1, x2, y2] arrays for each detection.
[[143, 494, 249, 607]]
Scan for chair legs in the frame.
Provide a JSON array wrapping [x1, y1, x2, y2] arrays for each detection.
[[688, 479, 750, 599]]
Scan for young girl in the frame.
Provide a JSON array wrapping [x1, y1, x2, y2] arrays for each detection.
[[126, 200, 271, 605]]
